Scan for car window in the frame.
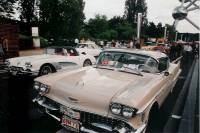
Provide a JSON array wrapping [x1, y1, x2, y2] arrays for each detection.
[[46, 48, 64, 55], [158, 57, 169, 72], [65, 48, 78, 56]]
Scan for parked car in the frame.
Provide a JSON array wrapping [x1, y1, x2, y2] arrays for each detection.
[[5, 46, 96, 76], [33, 49, 181, 133], [76, 42, 102, 58]]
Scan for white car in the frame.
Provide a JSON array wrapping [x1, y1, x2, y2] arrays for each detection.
[[76, 42, 102, 58], [5, 46, 96, 76]]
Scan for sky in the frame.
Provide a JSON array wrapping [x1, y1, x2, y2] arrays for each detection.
[[84, 0, 200, 33]]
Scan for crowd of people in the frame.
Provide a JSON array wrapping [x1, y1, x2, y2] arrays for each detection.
[[169, 42, 199, 60]]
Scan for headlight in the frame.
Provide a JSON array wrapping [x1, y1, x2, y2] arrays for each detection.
[[33, 81, 50, 95], [40, 84, 49, 94], [4, 60, 10, 66], [110, 103, 122, 115], [122, 107, 136, 118], [110, 103, 137, 118], [25, 62, 32, 68], [33, 82, 40, 90]]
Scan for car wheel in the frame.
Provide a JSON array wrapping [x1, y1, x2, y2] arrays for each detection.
[[83, 59, 92, 67], [39, 65, 55, 76]]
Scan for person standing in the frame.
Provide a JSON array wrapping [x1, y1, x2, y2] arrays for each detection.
[[0, 37, 6, 62], [170, 43, 176, 60], [184, 44, 193, 60]]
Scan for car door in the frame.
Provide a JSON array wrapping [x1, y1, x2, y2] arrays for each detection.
[[62, 48, 83, 67], [156, 57, 173, 106]]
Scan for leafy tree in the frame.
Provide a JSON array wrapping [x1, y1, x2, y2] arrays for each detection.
[[0, 0, 16, 18], [124, 0, 147, 25], [18, 0, 37, 24], [117, 22, 135, 40], [145, 22, 157, 38], [99, 29, 118, 40], [39, 0, 85, 40], [87, 15, 109, 39], [108, 16, 125, 30], [157, 22, 164, 38]]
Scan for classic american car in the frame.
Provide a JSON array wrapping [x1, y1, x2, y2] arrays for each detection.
[[33, 49, 181, 133], [5, 46, 96, 76], [76, 42, 102, 58]]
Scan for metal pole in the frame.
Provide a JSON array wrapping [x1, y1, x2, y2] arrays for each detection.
[[137, 13, 142, 44], [164, 26, 167, 42], [181, 34, 183, 40], [175, 32, 178, 42], [185, 17, 200, 30]]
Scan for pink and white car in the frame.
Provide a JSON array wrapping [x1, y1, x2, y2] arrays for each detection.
[[5, 46, 96, 76], [76, 42, 102, 58]]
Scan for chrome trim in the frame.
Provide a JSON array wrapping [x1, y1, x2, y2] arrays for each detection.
[[36, 98, 59, 111], [80, 127, 98, 133], [135, 124, 147, 133], [45, 108, 60, 121], [91, 123, 112, 132]]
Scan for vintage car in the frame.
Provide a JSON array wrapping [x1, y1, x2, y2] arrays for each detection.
[[76, 42, 102, 58], [33, 49, 181, 133], [5, 46, 96, 76]]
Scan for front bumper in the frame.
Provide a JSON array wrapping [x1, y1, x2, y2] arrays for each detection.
[[7, 66, 39, 76], [33, 97, 147, 133]]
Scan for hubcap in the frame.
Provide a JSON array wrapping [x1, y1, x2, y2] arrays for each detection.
[[41, 66, 52, 75]]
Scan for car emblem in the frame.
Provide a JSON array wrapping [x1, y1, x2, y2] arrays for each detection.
[[17, 62, 20, 65], [60, 106, 80, 120]]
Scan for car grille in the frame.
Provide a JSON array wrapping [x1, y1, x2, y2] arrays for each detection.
[[10, 66, 24, 71], [79, 111, 122, 132], [42, 97, 133, 132]]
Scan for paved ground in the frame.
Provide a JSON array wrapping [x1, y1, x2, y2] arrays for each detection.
[[0, 55, 198, 133]]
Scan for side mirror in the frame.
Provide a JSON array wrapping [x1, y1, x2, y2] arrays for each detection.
[[81, 52, 86, 55], [164, 71, 169, 76]]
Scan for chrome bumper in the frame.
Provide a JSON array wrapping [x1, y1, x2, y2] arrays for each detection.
[[7, 67, 39, 76], [34, 98, 147, 133]]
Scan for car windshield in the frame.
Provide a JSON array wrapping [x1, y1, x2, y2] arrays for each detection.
[[96, 51, 159, 74], [45, 48, 64, 55], [45, 47, 77, 56]]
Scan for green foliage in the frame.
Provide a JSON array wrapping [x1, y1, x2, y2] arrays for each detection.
[[39, 0, 85, 40], [99, 30, 118, 40], [40, 37, 49, 48], [0, 0, 16, 18], [124, 0, 147, 25], [117, 22, 135, 40], [87, 15, 109, 39], [18, 0, 37, 24]]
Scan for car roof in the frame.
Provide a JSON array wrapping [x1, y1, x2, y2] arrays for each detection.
[[103, 48, 167, 60]]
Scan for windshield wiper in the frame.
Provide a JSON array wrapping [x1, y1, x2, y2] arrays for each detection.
[[118, 66, 143, 76]]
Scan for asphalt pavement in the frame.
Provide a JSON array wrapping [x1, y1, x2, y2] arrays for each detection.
[[0, 55, 198, 133]]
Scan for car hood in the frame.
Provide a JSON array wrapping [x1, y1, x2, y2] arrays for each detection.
[[37, 67, 160, 116], [9, 54, 61, 66]]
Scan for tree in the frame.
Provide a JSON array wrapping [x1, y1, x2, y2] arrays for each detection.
[[145, 22, 157, 38], [87, 15, 109, 39], [39, 0, 85, 40], [18, 0, 37, 24], [157, 22, 164, 38], [0, 0, 16, 18], [124, 0, 147, 25], [117, 22, 135, 40]]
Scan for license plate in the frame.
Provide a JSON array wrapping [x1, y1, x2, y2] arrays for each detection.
[[61, 116, 80, 132]]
